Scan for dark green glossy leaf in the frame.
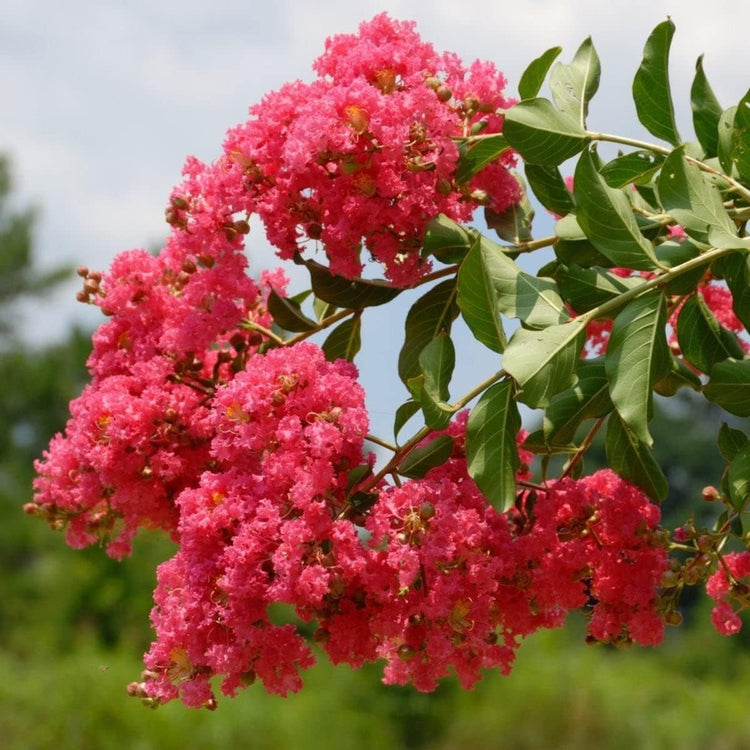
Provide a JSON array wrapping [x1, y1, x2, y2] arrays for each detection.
[[691, 55, 723, 158], [409, 333, 456, 430], [418, 332, 455, 401], [718, 106, 738, 175], [600, 151, 665, 188], [322, 316, 361, 362], [574, 148, 662, 270], [525, 163, 575, 216], [303, 258, 401, 308], [656, 239, 703, 295], [718, 422, 749, 462], [657, 147, 736, 246], [652, 355, 702, 396], [466, 380, 521, 512], [704, 358, 750, 416], [394, 400, 421, 441], [398, 279, 459, 385], [676, 293, 745, 373], [606, 412, 668, 501], [518, 45, 562, 100], [717, 252, 750, 330], [399, 435, 454, 479], [632, 19, 681, 146], [267, 288, 317, 332], [503, 320, 587, 407], [543, 358, 613, 446], [733, 89, 750, 183], [455, 135, 510, 183], [556, 265, 644, 313], [407, 374, 453, 431], [422, 215, 473, 264], [457, 235, 568, 352], [728, 443, 750, 511], [313, 296, 337, 322], [522, 430, 578, 455], [484, 172, 534, 244], [554, 238, 612, 268], [549, 37, 600, 127], [503, 98, 588, 165], [605, 290, 670, 447]]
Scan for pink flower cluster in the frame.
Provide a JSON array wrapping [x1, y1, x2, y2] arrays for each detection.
[[31, 241, 284, 556], [138, 402, 667, 706], [706, 552, 750, 635], [175, 13, 519, 286]]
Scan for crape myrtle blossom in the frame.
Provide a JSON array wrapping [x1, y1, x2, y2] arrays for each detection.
[[139, 403, 668, 706], [197, 13, 520, 286]]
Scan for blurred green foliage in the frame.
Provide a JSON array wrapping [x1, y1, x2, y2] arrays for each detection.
[[2, 154, 750, 749]]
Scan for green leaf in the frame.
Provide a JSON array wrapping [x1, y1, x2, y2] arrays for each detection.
[[733, 89, 750, 183], [657, 147, 737, 246], [466, 380, 521, 512], [632, 19, 681, 146], [313, 296, 337, 322], [652, 355, 702, 396], [322, 316, 361, 362], [457, 235, 568, 353], [718, 422, 749, 462], [394, 401, 421, 441], [525, 163, 575, 216], [408, 333, 456, 430], [728, 443, 750, 511], [574, 148, 662, 270], [303, 258, 401, 308], [407, 374, 453, 431], [418, 332, 455, 401], [717, 252, 750, 330], [484, 172, 534, 244], [718, 106, 738, 175], [691, 55, 723, 158], [522, 430, 578, 455], [606, 412, 668, 501], [399, 435, 455, 479], [422, 215, 473, 264], [704, 359, 750, 416], [503, 321, 587, 407], [605, 290, 670, 447], [556, 265, 645, 314], [549, 37, 600, 127], [599, 151, 665, 188], [503, 98, 588, 166], [267, 289, 317, 332], [518, 45, 562, 100], [543, 358, 612, 446], [676, 293, 745, 373], [656, 240, 703, 295], [398, 279, 459, 385], [455, 135, 510, 183]]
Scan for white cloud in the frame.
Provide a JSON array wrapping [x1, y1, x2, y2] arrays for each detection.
[[3, 0, 749, 354]]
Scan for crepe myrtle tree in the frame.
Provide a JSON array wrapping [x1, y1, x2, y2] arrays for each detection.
[[27, 14, 750, 709]]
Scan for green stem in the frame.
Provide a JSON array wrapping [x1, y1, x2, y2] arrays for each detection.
[[365, 433, 398, 453], [284, 308, 359, 346], [240, 320, 286, 347], [577, 243, 739, 325], [513, 235, 557, 253], [589, 131, 750, 204]]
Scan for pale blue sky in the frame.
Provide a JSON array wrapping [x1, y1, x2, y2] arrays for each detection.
[[3, 0, 749, 437]]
